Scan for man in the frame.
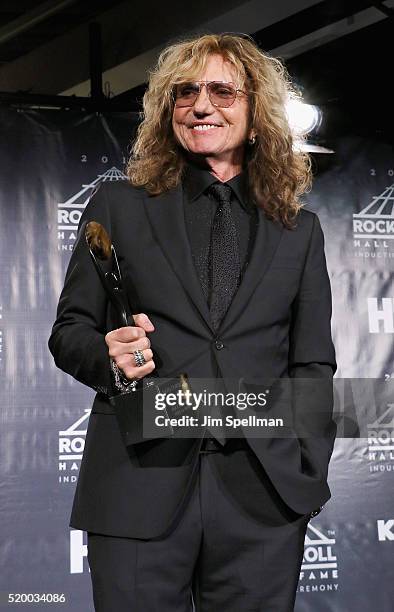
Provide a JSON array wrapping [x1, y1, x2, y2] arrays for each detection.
[[49, 33, 336, 611]]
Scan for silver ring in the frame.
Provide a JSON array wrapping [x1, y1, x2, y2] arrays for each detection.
[[133, 349, 146, 367]]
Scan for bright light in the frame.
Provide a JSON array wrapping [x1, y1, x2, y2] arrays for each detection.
[[286, 99, 321, 136]]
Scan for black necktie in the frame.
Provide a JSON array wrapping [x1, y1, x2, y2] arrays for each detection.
[[208, 182, 241, 331]]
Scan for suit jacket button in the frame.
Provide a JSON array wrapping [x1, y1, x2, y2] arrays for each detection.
[[215, 340, 224, 350]]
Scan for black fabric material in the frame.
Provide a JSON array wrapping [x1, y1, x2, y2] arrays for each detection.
[[87, 450, 310, 612], [182, 164, 257, 306], [207, 182, 241, 332], [48, 175, 337, 540], [183, 167, 256, 446]]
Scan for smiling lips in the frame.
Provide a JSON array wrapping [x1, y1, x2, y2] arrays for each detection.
[[189, 123, 223, 132]]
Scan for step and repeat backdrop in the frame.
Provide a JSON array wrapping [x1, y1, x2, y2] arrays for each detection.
[[0, 107, 393, 611]]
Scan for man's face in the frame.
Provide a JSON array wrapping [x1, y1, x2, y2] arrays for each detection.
[[172, 54, 251, 167]]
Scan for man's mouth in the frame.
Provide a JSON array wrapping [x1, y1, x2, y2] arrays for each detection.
[[189, 123, 223, 132]]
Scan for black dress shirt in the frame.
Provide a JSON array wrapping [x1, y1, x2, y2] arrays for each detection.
[[182, 163, 258, 306], [182, 163, 258, 447]]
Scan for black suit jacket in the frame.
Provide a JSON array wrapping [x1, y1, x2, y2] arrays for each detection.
[[48, 179, 337, 539]]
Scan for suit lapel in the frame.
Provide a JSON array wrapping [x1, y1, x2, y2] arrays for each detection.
[[143, 185, 284, 336], [217, 207, 284, 336], [143, 183, 214, 333]]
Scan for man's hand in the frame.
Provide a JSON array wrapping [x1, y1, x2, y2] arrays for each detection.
[[105, 313, 156, 380]]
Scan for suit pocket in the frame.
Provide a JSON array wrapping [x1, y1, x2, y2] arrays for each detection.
[[270, 256, 303, 270]]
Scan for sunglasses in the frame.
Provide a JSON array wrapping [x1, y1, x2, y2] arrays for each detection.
[[173, 81, 246, 108]]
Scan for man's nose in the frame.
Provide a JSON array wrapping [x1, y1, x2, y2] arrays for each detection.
[[193, 84, 214, 114]]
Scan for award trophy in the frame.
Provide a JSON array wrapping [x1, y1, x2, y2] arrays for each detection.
[[84, 220, 193, 446], [84, 220, 133, 329]]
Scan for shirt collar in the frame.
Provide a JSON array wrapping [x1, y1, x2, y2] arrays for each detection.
[[183, 162, 251, 212]]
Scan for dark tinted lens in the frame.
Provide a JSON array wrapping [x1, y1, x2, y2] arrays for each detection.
[[174, 81, 238, 108], [208, 82, 236, 106], [209, 83, 236, 98], [176, 82, 200, 100]]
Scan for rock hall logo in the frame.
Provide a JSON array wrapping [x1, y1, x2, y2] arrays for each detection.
[[353, 184, 394, 260], [367, 404, 394, 472], [57, 167, 127, 250], [58, 409, 90, 484], [298, 523, 338, 594]]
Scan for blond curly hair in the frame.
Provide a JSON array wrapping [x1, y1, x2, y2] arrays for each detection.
[[127, 33, 312, 227]]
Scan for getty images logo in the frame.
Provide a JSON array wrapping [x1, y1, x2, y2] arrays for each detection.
[[57, 167, 127, 250], [367, 297, 394, 333], [298, 523, 338, 594], [353, 184, 394, 258], [58, 409, 90, 484]]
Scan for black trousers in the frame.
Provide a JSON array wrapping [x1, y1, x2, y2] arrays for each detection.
[[87, 446, 310, 612]]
